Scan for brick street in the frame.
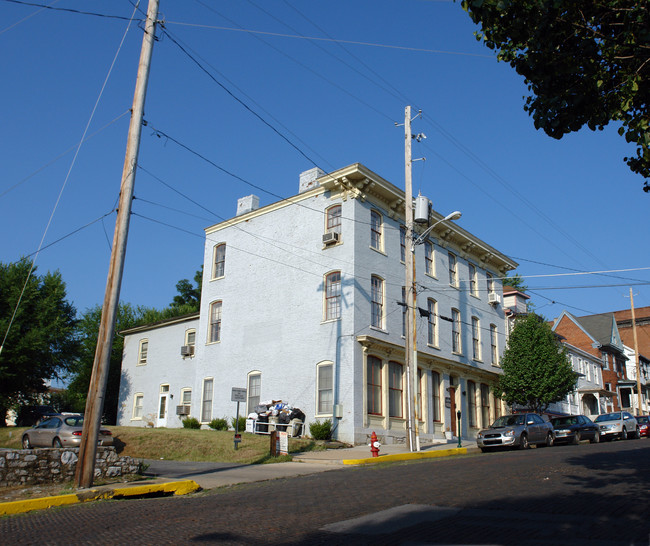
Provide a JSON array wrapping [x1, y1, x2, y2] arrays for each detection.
[[2, 439, 649, 545]]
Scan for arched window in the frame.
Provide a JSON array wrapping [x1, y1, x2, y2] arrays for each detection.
[[209, 301, 222, 343], [326, 205, 341, 234], [316, 362, 333, 415], [213, 243, 226, 279], [324, 271, 341, 321]]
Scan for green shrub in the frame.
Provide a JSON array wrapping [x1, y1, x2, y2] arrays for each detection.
[[231, 416, 247, 432], [182, 417, 201, 429], [208, 417, 228, 431], [309, 419, 332, 440]]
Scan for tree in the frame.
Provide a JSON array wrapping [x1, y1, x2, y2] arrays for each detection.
[[461, 1, 650, 188], [495, 313, 576, 413], [171, 267, 202, 312], [0, 258, 79, 426]]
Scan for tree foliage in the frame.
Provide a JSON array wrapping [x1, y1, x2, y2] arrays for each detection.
[[171, 267, 202, 312], [0, 258, 79, 426], [495, 313, 576, 413], [461, 1, 650, 187]]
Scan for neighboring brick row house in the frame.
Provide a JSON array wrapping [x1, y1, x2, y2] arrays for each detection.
[[116, 164, 517, 445]]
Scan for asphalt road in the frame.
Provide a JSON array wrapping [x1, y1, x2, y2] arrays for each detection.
[[3, 439, 649, 545]]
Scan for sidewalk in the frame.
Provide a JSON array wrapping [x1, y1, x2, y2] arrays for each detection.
[[1, 439, 478, 516]]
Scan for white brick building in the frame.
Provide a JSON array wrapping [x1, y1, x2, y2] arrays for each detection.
[[117, 164, 517, 445]]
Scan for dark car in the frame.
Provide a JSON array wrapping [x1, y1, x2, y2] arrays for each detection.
[[636, 415, 649, 438], [476, 413, 554, 452], [16, 405, 57, 427], [551, 415, 600, 444]]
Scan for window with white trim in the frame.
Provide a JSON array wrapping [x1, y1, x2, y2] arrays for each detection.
[[181, 388, 192, 407], [209, 301, 222, 343], [490, 324, 498, 366], [367, 355, 382, 415], [213, 243, 226, 279], [138, 339, 148, 365], [132, 393, 144, 420], [452, 308, 461, 353], [325, 271, 341, 321], [480, 383, 490, 428], [247, 372, 261, 414], [326, 204, 342, 234], [316, 363, 333, 415], [370, 210, 383, 251], [432, 371, 441, 422], [201, 378, 213, 422], [472, 316, 481, 360], [468, 380, 477, 427], [371, 275, 384, 329], [424, 241, 434, 276], [185, 329, 196, 347], [388, 361, 403, 418], [448, 252, 458, 287], [469, 263, 478, 297], [427, 298, 437, 346]]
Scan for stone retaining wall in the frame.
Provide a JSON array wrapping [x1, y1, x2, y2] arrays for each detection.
[[0, 447, 141, 487]]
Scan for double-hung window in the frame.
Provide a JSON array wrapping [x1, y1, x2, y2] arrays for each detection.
[[424, 241, 434, 276], [431, 371, 441, 422], [490, 324, 498, 366], [317, 363, 333, 414], [427, 298, 437, 346], [472, 316, 481, 360], [480, 384, 490, 428], [209, 301, 222, 343], [132, 394, 144, 420], [448, 253, 458, 287], [400, 226, 406, 262], [469, 264, 478, 297], [388, 361, 403, 418], [371, 276, 384, 329], [247, 373, 261, 414], [325, 271, 341, 320], [452, 308, 461, 353], [370, 211, 382, 251], [201, 379, 213, 422], [367, 356, 382, 415], [213, 243, 226, 279], [468, 381, 477, 427], [326, 205, 342, 234], [138, 339, 148, 365]]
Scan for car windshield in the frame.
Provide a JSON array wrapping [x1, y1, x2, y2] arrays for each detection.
[[492, 415, 524, 427], [595, 412, 621, 422], [551, 416, 577, 426], [64, 416, 83, 427], [637, 416, 649, 424]]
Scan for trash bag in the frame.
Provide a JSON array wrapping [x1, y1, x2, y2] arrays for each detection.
[[289, 408, 305, 422]]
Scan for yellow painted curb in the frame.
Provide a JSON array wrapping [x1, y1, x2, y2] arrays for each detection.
[[343, 447, 468, 465], [0, 480, 200, 516]]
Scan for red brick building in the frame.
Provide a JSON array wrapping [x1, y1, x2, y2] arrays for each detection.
[[552, 311, 627, 412]]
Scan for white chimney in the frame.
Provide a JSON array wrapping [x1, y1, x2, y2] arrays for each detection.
[[299, 167, 325, 193], [236, 194, 260, 216]]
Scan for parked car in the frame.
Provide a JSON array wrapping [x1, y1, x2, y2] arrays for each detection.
[[636, 415, 649, 438], [593, 411, 639, 441], [21, 414, 113, 448], [16, 405, 57, 427], [550, 415, 600, 444], [477, 413, 554, 452]]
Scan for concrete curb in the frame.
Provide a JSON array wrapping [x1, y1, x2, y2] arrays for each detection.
[[0, 480, 200, 516], [342, 446, 480, 465]]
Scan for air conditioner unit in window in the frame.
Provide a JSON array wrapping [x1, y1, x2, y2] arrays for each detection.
[[322, 231, 340, 245], [176, 405, 190, 415], [180, 345, 194, 356], [488, 292, 501, 305]]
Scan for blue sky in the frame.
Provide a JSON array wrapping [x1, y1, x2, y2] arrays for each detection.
[[1, 0, 648, 323]]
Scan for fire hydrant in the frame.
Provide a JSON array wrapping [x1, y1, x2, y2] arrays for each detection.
[[370, 431, 380, 457]]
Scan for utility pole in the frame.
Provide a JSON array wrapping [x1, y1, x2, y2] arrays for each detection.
[[403, 106, 418, 452], [75, 0, 160, 489], [630, 288, 642, 415]]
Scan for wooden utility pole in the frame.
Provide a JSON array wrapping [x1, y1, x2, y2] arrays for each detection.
[[403, 106, 418, 452], [630, 288, 643, 415], [75, 0, 160, 489]]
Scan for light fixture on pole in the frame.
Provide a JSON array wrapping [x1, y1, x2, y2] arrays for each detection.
[[405, 208, 462, 452]]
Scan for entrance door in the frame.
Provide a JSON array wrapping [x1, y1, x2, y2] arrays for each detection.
[[449, 386, 457, 437], [157, 385, 169, 427]]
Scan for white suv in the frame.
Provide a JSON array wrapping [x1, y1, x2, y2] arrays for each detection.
[[594, 411, 639, 441]]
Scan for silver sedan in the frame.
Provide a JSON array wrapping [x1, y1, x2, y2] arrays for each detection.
[[22, 414, 113, 448]]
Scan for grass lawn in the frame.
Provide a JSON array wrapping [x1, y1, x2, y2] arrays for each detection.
[[0, 426, 324, 464]]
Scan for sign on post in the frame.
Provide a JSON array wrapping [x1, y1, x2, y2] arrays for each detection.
[[231, 387, 247, 450]]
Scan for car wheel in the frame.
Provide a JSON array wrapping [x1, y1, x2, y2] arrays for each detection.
[[518, 434, 529, 450], [634, 427, 640, 439], [52, 437, 63, 448], [22, 435, 32, 449], [621, 427, 628, 441], [590, 431, 600, 444], [573, 432, 581, 445]]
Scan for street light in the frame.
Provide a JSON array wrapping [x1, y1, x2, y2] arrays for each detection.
[[405, 209, 462, 452]]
